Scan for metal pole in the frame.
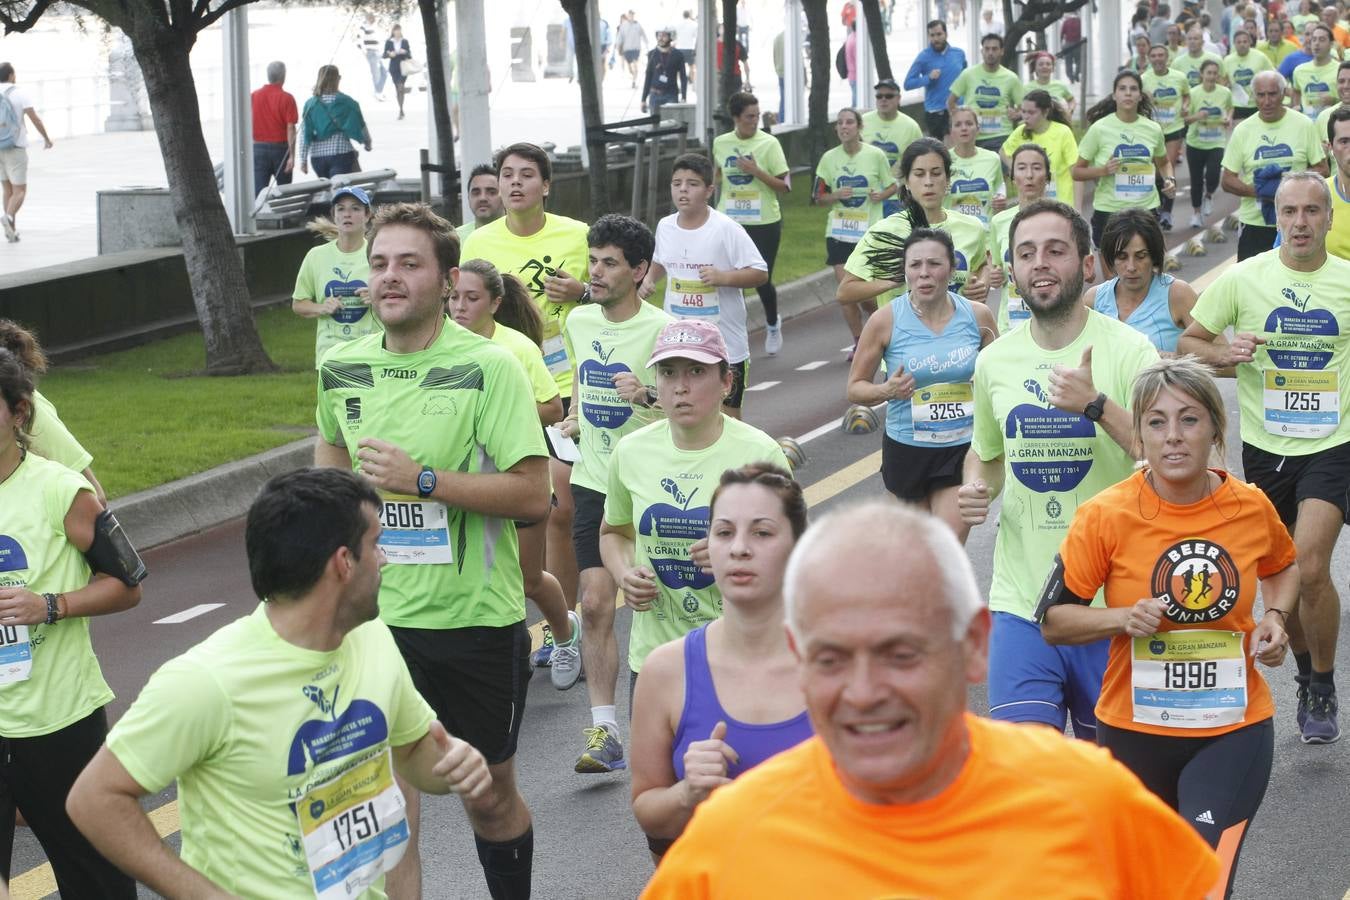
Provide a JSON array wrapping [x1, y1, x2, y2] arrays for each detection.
[[696, 0, 716, 145], [855, 1, 874, 111], [456, 0, 492, 220], [222, 7, 254, 235], [784, 0, 805, 125]]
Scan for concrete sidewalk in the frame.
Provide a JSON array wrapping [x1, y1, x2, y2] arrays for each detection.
[[109, 266, 838, 549]]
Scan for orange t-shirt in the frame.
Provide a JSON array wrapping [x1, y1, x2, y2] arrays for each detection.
[[642, 715, 1219, 899], [1059, 468, 1296, 738]]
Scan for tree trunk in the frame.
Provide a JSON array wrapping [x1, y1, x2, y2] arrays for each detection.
[[720, 0, 738, 114], [802, 0, 832, 158], [419, 0, 457, 217], [129, 23, 275, 375], [561, 0, 610, 218], [859, 0, 892, 81], [1003, 0, 1091, 70]]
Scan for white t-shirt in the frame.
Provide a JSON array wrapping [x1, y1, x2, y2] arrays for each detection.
[[653, 207, 767, 364], [2, 85, 30, 149], [676, 19, 698, 48]]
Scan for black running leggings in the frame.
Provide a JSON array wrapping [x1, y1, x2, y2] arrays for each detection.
[[1097, 717, 1273, 899], [743, 220, 782, 326], [1186, 144, 1224, 210]]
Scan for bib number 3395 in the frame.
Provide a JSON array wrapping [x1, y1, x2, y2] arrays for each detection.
[[377, 497, 454, 565]]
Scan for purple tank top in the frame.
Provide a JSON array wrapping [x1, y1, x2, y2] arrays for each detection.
[[671, 624, 814, 780]]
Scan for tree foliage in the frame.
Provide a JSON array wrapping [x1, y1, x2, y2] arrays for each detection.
[[1001, 0, 1092, 70]]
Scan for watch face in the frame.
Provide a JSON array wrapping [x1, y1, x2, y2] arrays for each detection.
[[418, 469, 436, 493]]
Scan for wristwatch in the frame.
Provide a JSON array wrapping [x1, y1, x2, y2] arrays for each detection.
[[42, 592, 62, 625], [1084, 392, 1108, 423], [578, 287, 593, 304], [417, 466, 437, 498]]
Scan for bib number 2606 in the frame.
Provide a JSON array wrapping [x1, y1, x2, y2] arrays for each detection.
[[381, 502, 424, 530]]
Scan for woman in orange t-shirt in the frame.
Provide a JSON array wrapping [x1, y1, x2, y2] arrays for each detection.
[[1039, 357, 1298, 900]]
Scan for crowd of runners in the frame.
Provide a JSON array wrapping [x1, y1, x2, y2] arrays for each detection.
[[6, 6, 1350, 897]]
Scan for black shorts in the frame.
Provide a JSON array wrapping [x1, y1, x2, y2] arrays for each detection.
[[1237, 223, 1277, 261], [724, 359, 749, 409], [390, 622, 532, 765], [623, 49, 640, 63], [571, 482, 607, 571], [1092, 207, 1159, 248], [976, 135, 1007, 153], [880, 433, 969, 501], [826, 237, 857, 266], [1241, 440, 1350, 527], [1233, 106, 1256, 121], [1164, 127, 1186, 143]]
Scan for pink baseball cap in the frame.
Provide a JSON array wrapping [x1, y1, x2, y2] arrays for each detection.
[[647, 319, 729, 367]]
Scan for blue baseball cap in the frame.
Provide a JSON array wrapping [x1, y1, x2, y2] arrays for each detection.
[[332, 185, 372, 208]]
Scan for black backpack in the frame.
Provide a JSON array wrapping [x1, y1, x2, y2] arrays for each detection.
[[835, 44, 848, 78]]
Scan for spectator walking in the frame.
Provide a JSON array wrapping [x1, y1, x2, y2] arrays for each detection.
[[250, 61, 298, 198], [1061, 12, 1083, 83], [903, 20, 967, 139], [618, 10, 649, 88], [0, 62, 53, 244], [384, 24, 413, 120], [642, 27, 687, 115], [676, 9, 698, 81], [358, 12, 387, 100], [298, 65, 371, 179]]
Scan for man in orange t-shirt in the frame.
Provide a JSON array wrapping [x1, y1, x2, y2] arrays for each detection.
[[643, 500, 1219, 900]]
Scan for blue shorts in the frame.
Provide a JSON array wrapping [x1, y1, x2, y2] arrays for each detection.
[[988, 611, 1108, 740]]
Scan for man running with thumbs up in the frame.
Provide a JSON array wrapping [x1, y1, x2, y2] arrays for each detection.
[[957, 199, 1157, 740]]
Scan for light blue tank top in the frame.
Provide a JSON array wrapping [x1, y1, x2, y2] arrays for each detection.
[[1092, 272, 1183, 353], [882, 292, 982, 446]]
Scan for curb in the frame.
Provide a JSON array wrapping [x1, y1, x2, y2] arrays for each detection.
[[110, 268, 840, 551]]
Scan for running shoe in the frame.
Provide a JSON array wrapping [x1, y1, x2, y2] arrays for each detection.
[[531, 624, 554, 668], [1296, 682, 1310, 731], [1159, 211, 1173, 231], [1202, 195, 1213, 219], [575, 723, 626, 773], [764, 323, 783, 356], [1189, 213, 1204, 230], [1302, 686, 1341, 744], [1, 214, 14, 243], [550, 610, 583, 691]]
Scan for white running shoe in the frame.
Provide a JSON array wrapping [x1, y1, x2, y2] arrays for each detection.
[[1, 214, 15, 243], [550, 610, 583, 691], [764, 323, 783, 356], [1202, 195, 1213, 219], [1190, 213, 1204, 229]]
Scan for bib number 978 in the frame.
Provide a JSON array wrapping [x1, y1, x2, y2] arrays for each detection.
[[381, 502, 425, 530], [332, 800, 382, 852], [1164, 660, 1218, 690]]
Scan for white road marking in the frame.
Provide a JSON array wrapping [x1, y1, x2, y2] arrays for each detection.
[[745, 380, 780, 392], [793, 402, 886, 445], [796, 360, 830, 371], [154, 603, 227, 625], [840, 344, 855, 352]]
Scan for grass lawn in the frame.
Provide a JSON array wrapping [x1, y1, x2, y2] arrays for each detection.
[[39, 195, 833, 500]]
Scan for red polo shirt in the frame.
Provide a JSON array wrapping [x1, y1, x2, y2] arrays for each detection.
[[251, 83, 298, 143]]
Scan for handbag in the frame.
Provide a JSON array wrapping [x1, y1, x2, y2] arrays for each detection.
[[402, 58, 424, 77]]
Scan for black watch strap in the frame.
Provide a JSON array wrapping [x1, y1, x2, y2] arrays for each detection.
[[1084, 392, 1108, 422]]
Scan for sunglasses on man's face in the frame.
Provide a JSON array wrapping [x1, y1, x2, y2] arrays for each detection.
[[876, 92, 898, 100]]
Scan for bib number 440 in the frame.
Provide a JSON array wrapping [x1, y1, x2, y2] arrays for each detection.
[[1164, 660, 1218, 690]]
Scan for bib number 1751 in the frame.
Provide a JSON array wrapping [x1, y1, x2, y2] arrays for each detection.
[[332, 800, 382, 852]]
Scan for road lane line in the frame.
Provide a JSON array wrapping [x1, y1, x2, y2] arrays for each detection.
[[744, 380, 780, 391], [795, 360, 829, 371], [11, 803, 179, 900], [1190, 256, 1235, 294], [153, 603, 227, 624]]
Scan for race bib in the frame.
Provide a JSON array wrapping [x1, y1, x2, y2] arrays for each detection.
[[1005, 293, 1030, 328], [670, 276, 720, 323], [952, 200, 984, 221], [542, 335, 569, 376], [979, 112, 1003, 135], [297, 749, 409, 900], [1197, 124, 1224, 143], [1263, 369, 1340, 438], [1114, 160, 1155, 201], [725, 187, 763, 223], [377, 497, 453, 565], [910, 382, 974, 444], [1154, 105, 1178, 127], [0, 624, 32, 686], [827, 208, 870, 242], [1131, 630, 1247, 728], [1232, 81, 1249, 106]]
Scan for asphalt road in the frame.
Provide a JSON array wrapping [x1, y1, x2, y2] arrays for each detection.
[[12, 188, 1350, 899]]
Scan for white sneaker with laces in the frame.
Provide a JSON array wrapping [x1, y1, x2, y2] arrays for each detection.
[[1202, 195, 1213, 218], [1190, 213, 1204, 229], [550, 610, 583, 691], [1, 214, 14, 243], [764, 323, 783, 356]]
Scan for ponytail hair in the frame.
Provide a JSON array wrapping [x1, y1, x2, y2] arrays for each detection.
[[458, 258, 546, 347], [1020, 89, 1070, 139], [1087, 70, 1153, 125], [863, 138, 952, 283], [0, 319, 48, 377]]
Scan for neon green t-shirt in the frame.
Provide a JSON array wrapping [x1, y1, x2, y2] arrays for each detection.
[[1142, 67, 1191, 133], [1328, 173, 1350, 262], [0, 453, 111, 738], [989, 204, 1029, 333], [945, 147, 1005, 224], [455, 220, 475, 243], [713, 129, 790, 226], [604, 417, 790, 672], [1221, 110, 1327, 226], [30, 390, 92, 473], [860, 109, 923, 169], [1315, 101, 1350, 142], [1222, 48, 1273, 109], [1190, 251, 1350, 455], [950, 65, 1025, 141], [1077, 113, 1167, 213], [843, 209, 988, 294], [490, 323, 560, 404], [1024, 78, 1074, 105], [1001, 121, 1078, 204], [563, 302, 673, 494], [814, 143, 896, 240], [1174, 50, 1224, 88], [462, 213, 591, 394], [106, 606, 434, 900], [293, 240, 378, 367], [1185, 84, 1233, 150], [1293, 58, 1341, 116], [971, 311, 1158, 619], [316, 321, 547, 629]]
